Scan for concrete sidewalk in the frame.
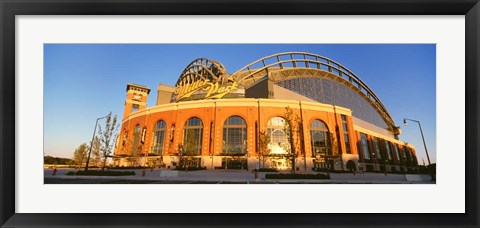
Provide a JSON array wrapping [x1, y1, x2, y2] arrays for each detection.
[[44, 168, 435, 184]]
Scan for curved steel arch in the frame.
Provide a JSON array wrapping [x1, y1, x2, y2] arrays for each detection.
[[230, 52, 395, 128], [175, 58, 231, 86], [174, 52, 396, 129], [269, 68, 394, 128]]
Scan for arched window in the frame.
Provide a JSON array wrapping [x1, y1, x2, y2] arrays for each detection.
[[183, 117, 203, 155], [267, 117, 290, 155], [222, 116, 247, 155], [373, 137, 382, 160], [310, 119, 330, 156], [399, 145, 407, 165], [392, 143, 400, 163], [152, 120, 166, 155], [360, 133, 371, 160], [404, 146, 412, 166], [385, 141, 393, 161]]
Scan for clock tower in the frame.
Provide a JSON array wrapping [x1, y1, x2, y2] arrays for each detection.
[[123, 83, 151, 119]]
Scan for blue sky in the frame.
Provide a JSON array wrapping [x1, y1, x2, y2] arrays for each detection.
[[44, 44, 436, 164]]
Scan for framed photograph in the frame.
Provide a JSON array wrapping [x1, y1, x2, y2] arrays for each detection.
[[1, 0, 479, 227]]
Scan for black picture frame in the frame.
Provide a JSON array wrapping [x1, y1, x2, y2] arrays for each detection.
[[1, 0, 479, 227]]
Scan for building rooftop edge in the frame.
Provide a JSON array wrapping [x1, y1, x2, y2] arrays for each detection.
[[157, 83, 176, 92], [126, 83, 151, 93]]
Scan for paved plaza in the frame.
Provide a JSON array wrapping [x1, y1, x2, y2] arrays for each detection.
[[44, 168, 435, 184]]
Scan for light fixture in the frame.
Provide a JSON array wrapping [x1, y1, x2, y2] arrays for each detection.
[[403, 118, 431, 165]]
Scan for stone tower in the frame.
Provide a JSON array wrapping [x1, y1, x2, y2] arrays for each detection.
[[123, 83, 151, 119]]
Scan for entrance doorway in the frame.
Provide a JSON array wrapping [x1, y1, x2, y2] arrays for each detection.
[[179, 157, 201, 168], [313, 158, 333, 171], [346, 160, 356, 172], [221, 157, 247, 170]]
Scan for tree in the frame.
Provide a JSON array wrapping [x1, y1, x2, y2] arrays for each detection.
[[183, 131, 198, 156], [257, 129, 270, 168], [91, 136, 101, 167], [44, 156, 74, 166], [283, 106, 304, 174], [323, 132, 341, 173], [177, 143, 184, 168], [181, 130, 201, 168], [127, 129, 141, 167], [72, 143, 89, 168], [97, 112, 119, 171]]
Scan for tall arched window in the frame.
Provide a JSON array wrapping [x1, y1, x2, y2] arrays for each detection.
[[385, 140, 393, 161], [152, 120, 166, 155], [183, 117, 203, 155], [222, 116, 247, 155], [392, 143, 400, 163], [267, 117, 290, 155], [404, 146, 412, 166], [360, 133, 371, 160], [134, 124, 141, 133], [399, 145, 407, 165], [310, 119, 330, 156], [373, 137, 382, 160]]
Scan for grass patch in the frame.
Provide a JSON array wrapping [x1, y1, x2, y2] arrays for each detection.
[[265, 173, 330, 180], [65, 170, 136, 176]]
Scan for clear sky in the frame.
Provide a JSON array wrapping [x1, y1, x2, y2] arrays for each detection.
[[44, 44, 436, 164]]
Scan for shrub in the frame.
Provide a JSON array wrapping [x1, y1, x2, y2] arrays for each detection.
[[258, 168, 278, 172], [107, 166, 147, 170], [265, 173, 330, 180], [65, 170, 135, 176], [333, 170, 354, 173], [174, 166, 206, 171], [214, 166, 247, 170], [312, 167, 335, 172]]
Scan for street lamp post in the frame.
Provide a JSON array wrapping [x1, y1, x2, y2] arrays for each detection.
[[403, 118, 431, 165], [85, 115, 108, 172]]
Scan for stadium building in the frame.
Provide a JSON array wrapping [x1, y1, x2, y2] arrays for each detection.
[[113, 52, 419, 173]]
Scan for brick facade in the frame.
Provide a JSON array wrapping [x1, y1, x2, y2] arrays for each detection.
[[114, 89, 417, 173]]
